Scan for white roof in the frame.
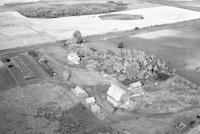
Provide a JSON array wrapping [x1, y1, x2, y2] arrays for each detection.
[[91, 104, 100, 113], [107, 84, 125, 102], [128, 81, 142, 90], [85, 97, 95, 104], [107, 96, 119, 107], [72, 86, 88, 97]]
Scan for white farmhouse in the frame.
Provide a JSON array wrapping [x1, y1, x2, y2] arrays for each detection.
[[67, 52, 80, 64], [107, 84, 127, 107], [72, 86, 88, 98]]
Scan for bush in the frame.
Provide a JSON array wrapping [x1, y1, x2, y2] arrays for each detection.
[[73, 31, 83, 44], [135, 27, 139, 30], [117, 42, 124, 48]]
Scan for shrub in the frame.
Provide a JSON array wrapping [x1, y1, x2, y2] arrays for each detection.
[[117, 42, 125, 48], [73, 31, 83, 44], [135, 27, 139, 30]]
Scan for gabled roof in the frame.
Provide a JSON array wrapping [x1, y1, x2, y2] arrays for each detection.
[[107, 84, 125, 102]]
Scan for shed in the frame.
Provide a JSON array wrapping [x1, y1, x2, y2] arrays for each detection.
[[72, 86, 88, 98], [128, 81, 144, 97], [128, 81, 142, 91], [85, 96, 96, 105]]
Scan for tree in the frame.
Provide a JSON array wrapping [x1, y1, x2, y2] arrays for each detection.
[[73, 30, 83, 44], [117, 41, 124, 48]]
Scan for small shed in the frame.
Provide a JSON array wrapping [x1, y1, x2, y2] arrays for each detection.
[[128, 81, 142, 91], [72, 86, 88, 98], [128, 81, 144, 97], [107, 84, 126, 107], [85, 96, 96, 105], [91, 104, 101, 114]]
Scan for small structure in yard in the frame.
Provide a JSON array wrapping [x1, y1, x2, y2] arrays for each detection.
[[91, 104, 101, 114], [128, 81, 142, 90], [67, 52, 80, 64], [85, 96, 96, 106], [107, 83, 128, 107], [128, 81, 144, 97], [63, 70, 71, 80], [72, 86, 88, 98]]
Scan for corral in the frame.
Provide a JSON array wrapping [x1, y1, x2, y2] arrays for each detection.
[[1, 52, 46, 87], [0, 61, 17, 91]]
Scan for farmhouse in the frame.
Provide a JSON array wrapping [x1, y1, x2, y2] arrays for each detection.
[[107, 83, 128, 107]]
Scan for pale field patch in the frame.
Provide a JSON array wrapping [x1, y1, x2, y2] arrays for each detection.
[[130, 29, 181, 39], [0, 27, 37, 38], [29, 6, 200, 39], [0, 0, 40, 6]]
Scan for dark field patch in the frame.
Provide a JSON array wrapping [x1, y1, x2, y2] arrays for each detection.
[[0, 63, 17, 91], [58, 103, 111, 134], [3, 53, 46, 87], [100, 14, 144, 20], [17, 2, 127, 18]]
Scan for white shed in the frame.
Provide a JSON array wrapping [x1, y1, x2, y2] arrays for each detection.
[[128, 81, 142, 91], [72, 86, 88, 98], [128, 81, 144, 97], [85, 96, 96, 105]]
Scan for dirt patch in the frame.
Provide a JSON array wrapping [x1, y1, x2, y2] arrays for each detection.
[[100, 14, 144, 20], [132, 29, 180, 39], [58, 103, 112, 134]]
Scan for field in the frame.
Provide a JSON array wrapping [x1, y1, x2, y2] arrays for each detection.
[[0, 0, 200, 134], [1, 6, 200, 50], [0, 0, 160, 11], [107, 22, 200, 85], [144, 0, 200, 12]]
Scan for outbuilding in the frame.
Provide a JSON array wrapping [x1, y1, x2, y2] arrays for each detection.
[[128, 81, 144, 97], [72, 86, 88, 98]]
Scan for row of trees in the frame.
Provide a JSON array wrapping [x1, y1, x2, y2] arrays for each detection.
[[68, 45, 176, 85], [18, 2, 127, 18]]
